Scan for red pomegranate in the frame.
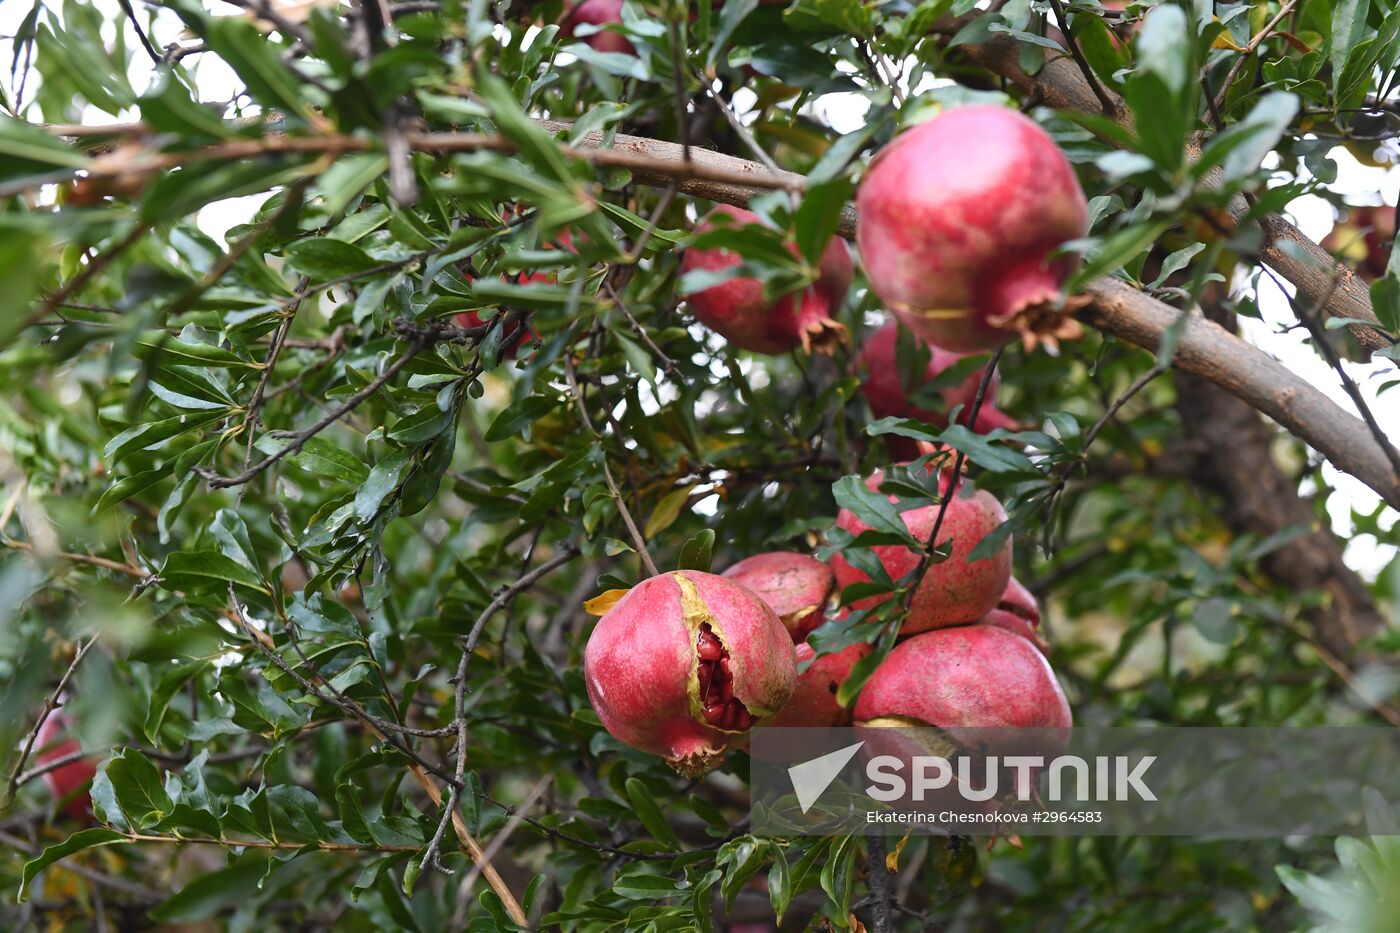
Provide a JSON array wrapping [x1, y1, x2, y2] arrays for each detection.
[[35, 710, 97, 822], [561, 0, 633, 54], [856, 106, 1088, 352], [854, 625, 1071, 741], [857, 320, 1018, 434], [721, 552, 834, 642], [827, 468, 1010, 634], [765, 641, 869, 728], [584, 571, 797, 775], [982, 576, 1048, 655], [681, 205, 852, 355]]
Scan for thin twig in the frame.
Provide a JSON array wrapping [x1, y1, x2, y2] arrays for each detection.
[[117, 0, 161, 63], [564, 354, 660, 576], [4, 638, 97, 807], [201, 332, 430, 488], [0, 829, 161, 901], [0, 538, 149, 578], [29, 223, 152, 334], [902, 350, 1004, 600], [1212, 0, 1300, 115], [1047, 0, 1117, 116]]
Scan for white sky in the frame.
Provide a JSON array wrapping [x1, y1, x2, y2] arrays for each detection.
[[2, 1, 1395, 578]]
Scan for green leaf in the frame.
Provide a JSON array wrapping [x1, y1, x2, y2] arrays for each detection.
[[203, 17, 311, 120], [1067, 219, 1175, 290], [625, 778, 681, 848], [160, 551, 269, 593], [150, 854, 268, 922], [19, 829, 128, 902], [1221, 92, 1299, 183], [0, 118, 93, 180], [139, 70, 238, 141], [133, 334, 259, 369], [831, 475, 915, 543], [289, 437, 371, 483], [316, 154, 390, 218], [677, 529, 716, 572], [611, 871, 678, 900], [1136, 4, 1189, 94], [102, 748, 174, 829], [354, 449, 411, 522], [793, 177, 852, 266], [283, 238, 380, 280], [1331, 0, 1372, 83], [819, 834, 859, 920], [143, 660, 212, 745]]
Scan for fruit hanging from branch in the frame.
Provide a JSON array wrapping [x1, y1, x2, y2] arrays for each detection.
[[982, 576, 1047, 654], [857, 319, 1018, 434], [584, 571, 797, 776], [828, 468, 1011, 634], [856, 105, 1089, 352], [764, 641, 870, 728], [682, 205, 852, 355], [720, 551, 835, 642], [854, 624, 1071, 738]]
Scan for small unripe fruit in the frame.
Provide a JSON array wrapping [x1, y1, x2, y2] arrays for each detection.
[[828, 469, 1011, 633], [721, 552, 834, 642], [35, 711, 96, 822], [765, 642, 870, 728], [682, 205, 852, 355], [584, 571, 796, 775], [857, 320, 1017, 434], [854, 625, 1071, 741], [857, 106, 1088, 352]]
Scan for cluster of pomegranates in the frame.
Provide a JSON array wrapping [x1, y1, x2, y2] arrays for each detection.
[[584, 476, 1071, 776], [586, 106, 1086, 775]]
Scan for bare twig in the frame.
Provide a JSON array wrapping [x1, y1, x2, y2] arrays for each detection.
[[29, 223, 152, 334], [564, 354, 660, 577], [1212, 0, 1300, 116], [902, 350, 1004, 600], [200, 332, 429, 489], [4, 638, 97, 808], [1047, 0, 1117, 116], [0, 538, 149, 578], [117, 0, 161, 63]]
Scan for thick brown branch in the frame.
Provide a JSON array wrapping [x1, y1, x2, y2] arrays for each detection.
[[1080, 278, 1400, 510]]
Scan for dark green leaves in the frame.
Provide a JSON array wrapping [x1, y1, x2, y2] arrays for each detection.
[[202, 17, 312, 121], [831, 475, 916, 544], [94, 749, 174, 830]]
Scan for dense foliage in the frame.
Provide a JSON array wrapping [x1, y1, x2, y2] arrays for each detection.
[[1, 0, 1398, 929]]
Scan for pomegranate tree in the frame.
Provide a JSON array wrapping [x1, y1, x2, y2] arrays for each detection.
[[681, 205, 852, 354], [856, 105, 1088, 352], [584, 570, 796, 775], [857, 320, 1018, 433], [827, 468, 1011, 633], [721, 551, 834, 642]]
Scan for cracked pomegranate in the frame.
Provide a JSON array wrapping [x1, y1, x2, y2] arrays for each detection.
[[857, 105, 1088, 352], [827, 468, 1010, 633], [721, 551, 835, 642], [681, 205, 852, 354], [584, 571, 796, 775]]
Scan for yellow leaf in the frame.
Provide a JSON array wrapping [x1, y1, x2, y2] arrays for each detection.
[[643, 484, 693, 538], [1211, 19, 1247, 51], [583, 588, 630, 616], [885, 828, 913, 873]]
